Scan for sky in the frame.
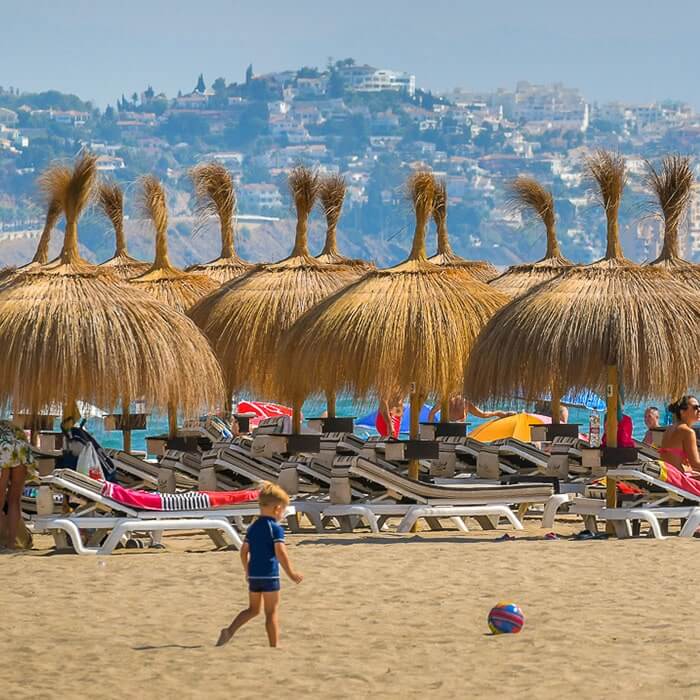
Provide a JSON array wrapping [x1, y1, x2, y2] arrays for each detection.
[[2, 0, 699, 108]]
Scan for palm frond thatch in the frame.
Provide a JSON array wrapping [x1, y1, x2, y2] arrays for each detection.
[[428, 178, 498, 283], [129, 175, 217, 313], [97, 180, 149, 279], [187, 162, 253, 283], [490, 176, 572, 297], [278, 171, 509, 405], [466, 152, 700, 406], [0, 154, 225, 415], [646, 154, 696, 268], [316, 173, 373, 273], [189, 166, 358, 399]]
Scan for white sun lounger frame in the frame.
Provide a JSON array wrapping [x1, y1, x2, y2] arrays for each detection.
[[570, 468, 700, 539]]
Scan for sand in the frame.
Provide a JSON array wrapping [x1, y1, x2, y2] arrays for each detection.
[[2, 519, 700, 700]]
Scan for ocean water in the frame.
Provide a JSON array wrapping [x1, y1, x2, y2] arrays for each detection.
[[82, 396, 659, 453]]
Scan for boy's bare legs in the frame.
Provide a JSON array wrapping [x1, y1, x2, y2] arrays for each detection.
[[263, 591, 280, 647], [216, 592, 262, 646]]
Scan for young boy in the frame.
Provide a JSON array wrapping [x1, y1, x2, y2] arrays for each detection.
[[216, 482, 302, 648]]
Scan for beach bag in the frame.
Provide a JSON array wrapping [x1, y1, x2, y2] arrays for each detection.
[[76, 443, 105, 481]]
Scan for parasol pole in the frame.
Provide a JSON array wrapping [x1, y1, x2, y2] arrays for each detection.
[[408, 388, 425, 481], [122, 395, 132, 454], [605, 365, 619, 522], [551, 383, 561, 425], [326, 390, 336, 419], [292, 399, 302, 434], [167, 402, 178, 440]]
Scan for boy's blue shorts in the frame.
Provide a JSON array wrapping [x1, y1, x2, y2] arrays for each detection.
[[249, 578, 281, 593]]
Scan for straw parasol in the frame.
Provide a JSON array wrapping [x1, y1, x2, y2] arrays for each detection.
[[190, 166, 358, 423], [0, 153, 224, 428], [0, 169, 67, 286], [465, 150, 700, 466], [489, 176, 573, 297], [97, 180, 149, 279], [316, 174, 373, 274], [428, 178, 498, 282], [187, 162, 254, 284], [645, 154, 700, 287], [279, 172, 509, 478], [129, 175, 218, 313]]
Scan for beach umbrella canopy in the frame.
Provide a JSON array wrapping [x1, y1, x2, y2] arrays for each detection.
[[0, 153, 224, 417], [645, 154, 700, 287], [190, 166, 358, 419], [489, 176, 573, 297], [470, 413, 548, 443], [315, 174, 374, 275], [186, 162, 254, 284], [97, 180, 150, 280], [279, 173, 508, 475], [465, 151, 700, 440], [129, 175, 218, 313], [428, 179, 498, 283]]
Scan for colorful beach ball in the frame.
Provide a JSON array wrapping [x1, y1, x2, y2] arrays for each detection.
[[488, 602, 524, 634]]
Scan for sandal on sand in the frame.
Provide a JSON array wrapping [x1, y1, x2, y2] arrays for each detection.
[[495, 533, 516, 542], [544, 532, 559, 540]]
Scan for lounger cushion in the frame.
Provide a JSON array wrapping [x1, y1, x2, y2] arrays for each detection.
[[625, 461, 700, 499]]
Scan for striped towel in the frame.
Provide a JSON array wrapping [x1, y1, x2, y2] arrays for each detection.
[[102, 482, 259, 511]]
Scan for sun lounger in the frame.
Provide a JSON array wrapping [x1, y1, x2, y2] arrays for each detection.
[[570, 462, 700, 538], [31, 469, 283, 554], [106, 449, 197, 491]]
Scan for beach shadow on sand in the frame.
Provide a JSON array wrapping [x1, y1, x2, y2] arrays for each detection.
[[132, 644, 204, 651], [294, 535, 555, 546]]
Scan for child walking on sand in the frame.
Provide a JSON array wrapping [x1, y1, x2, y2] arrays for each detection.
[[216, 482, 302, 648]]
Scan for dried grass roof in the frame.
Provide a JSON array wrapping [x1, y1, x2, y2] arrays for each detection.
[[189, 166, 358, 398], [465, 151, 700, 403], [97, 180, 149, 280], [489, 176, 572, 297], [187, 162, 253, 283], [0, 154, 224, 414], [428, 178, 498, 283], [277, 172, 509, 403], [129, 175, 217, 313], [646, 155, 700, 279], [316, 174, 373, 274]]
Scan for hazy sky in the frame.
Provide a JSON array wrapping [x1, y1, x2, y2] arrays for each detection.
[[2, 0, 699, 108]]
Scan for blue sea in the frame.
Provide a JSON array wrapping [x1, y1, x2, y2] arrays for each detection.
[[78, 396, 660, 454]]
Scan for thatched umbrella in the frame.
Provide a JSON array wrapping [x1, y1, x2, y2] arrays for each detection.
[[129, 175, 218, 314], [190, 166, 358, 426], [280, 172, 509, 478], [0, 170, 67, 287], [465, 151, 700, 508], [428, 178, 498, 283], [0, 154, 224, 437], [187, 162, 254, 284], [489, 176, 573, 297], [97, 180, 149, 279], [646, 154, 700, 287]]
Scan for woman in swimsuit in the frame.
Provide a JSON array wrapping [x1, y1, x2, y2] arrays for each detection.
[[659, 396, 700, 475]]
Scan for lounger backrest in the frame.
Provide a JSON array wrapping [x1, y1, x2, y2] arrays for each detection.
[[253, 416, 291, 436]]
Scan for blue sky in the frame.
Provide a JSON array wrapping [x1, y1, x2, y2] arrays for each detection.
[[2, 0, 698, 107]]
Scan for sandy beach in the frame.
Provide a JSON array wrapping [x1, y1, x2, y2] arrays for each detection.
[[2, 518, 699, 700]]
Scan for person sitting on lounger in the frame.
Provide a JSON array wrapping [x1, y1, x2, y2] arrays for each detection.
[[428, 395, 513, 423], [659, 396, 700, 476], [642, 406, 660, 445]]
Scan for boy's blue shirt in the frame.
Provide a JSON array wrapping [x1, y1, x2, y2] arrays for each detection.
[[245, 515, 285, 579]]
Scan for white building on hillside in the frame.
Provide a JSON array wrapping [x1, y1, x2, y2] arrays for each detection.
[[340, 65, 415, 97]]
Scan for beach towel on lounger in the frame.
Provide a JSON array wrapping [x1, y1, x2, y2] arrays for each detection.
[[639, 461, 700, 499], [101, 482, 259, 511]]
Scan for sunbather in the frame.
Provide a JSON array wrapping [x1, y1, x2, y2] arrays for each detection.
[[0, 421, 35, 550], [428, 395, 512, 423], [643, 406, 660, 445], [659, 396, 700, 475], [376, 393, 403, 438]]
